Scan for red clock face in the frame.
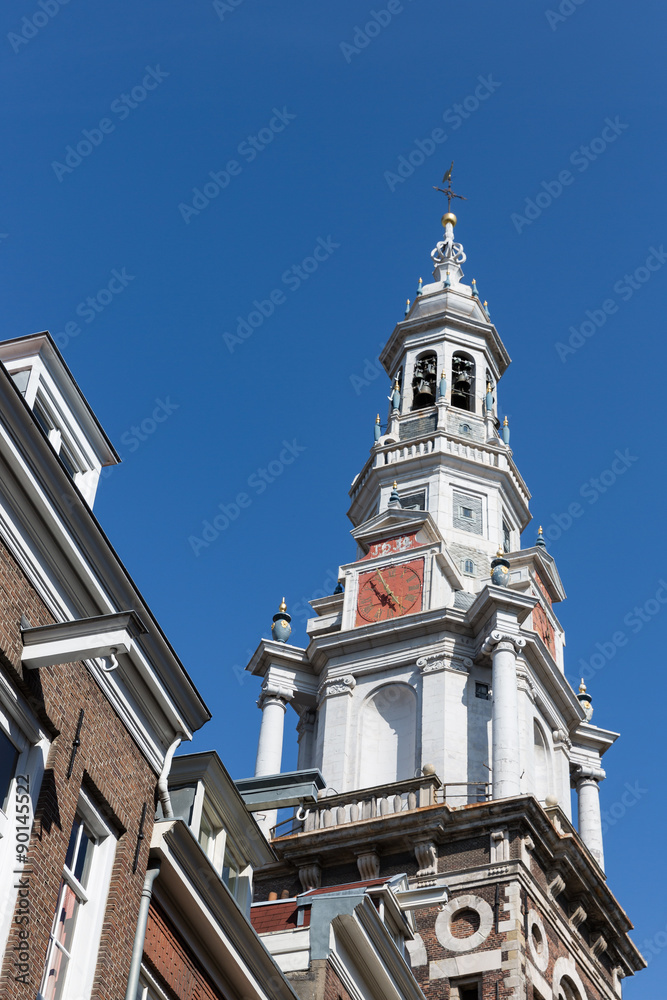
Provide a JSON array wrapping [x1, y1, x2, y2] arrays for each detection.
[[356, 559, 424, 624]]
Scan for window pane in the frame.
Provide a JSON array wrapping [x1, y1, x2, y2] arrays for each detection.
[[0, 728, 19, 811], [42, 881, 80, 1000], [64, 817, 95, 888], [223, 846, 239, 897], [59, 446, 78, 478]]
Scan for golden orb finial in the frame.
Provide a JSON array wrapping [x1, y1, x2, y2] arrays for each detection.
[[393, 481, 398, 489], [376, 413, 380, 423], [579, 678, 587, 695], [441, 212, 457, 228], [503, 416, 509, 426], [279, 597, 287, 613]]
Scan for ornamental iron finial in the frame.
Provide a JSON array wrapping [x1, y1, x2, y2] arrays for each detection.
[[433, 161, 467, 222]]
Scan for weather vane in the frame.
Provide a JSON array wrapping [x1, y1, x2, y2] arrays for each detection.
[[433, 162, 467, 213]]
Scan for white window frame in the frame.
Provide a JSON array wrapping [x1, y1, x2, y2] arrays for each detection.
[[38, 788, 116, 1000]]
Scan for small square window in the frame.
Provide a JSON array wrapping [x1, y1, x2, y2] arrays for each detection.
[[462, 559, 475, 576], [475, 683, 490, 700], [461, 507, 475, 520]]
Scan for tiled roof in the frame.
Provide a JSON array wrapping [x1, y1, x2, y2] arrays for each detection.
[[251, 901, 310, 933]]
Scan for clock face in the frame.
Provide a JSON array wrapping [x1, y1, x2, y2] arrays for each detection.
[[356, 560, 423, 624]]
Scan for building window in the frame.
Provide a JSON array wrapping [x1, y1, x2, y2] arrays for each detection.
[[451, 352, 475, 412], [0, 728, 19, 812], [503, 519, 511, 553], [453, 491, 483, 535], [223, 843, 241, 897], [459, 423, 471, 435], [462, 559, 475, 576], [39, 791, 116, 1000], [32, 395, 83, 482], [475, 683, 490, 700], [399, 490, 426, 511], [450, 980, 481, 1000], [411, 353, 437, 410]]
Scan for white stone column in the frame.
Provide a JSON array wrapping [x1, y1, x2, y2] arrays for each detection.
[[254, 691, 289, 777], [254, 688, 291, 839], [483, 630, 525, 799], [575, 766, 605, 871]]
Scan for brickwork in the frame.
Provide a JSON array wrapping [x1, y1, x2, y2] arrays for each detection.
[[323, 960, 356, 1000], [144, 900, 229, 1000], [0, 537, 158, 1000], [439, 835, 489, 872]]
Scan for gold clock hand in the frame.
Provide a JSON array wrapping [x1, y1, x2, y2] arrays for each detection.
[[376, 570, 403, 608]]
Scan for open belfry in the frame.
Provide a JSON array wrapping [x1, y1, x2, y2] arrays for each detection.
[[244, 176, 645, 1000]]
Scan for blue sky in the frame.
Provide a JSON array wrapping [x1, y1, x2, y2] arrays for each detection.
[[3, 0, 666, 988]]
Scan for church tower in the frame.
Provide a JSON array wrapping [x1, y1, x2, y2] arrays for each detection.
[[244, 186, 644, 1000]]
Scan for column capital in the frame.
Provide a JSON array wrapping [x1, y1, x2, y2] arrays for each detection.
[[574, 764, 606, 785], [481, 629, 526, 655], [317, 675, 356, 704], [257, 685, 292, 712], [296, 708, 316, 736]]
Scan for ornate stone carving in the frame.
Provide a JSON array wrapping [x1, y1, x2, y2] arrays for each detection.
[[574, 764, 606, 785], [257, 680, 293, 712], [570, 902, 587, 930], [356, 850, 380, 880], [417, 654, 446, 674], [431, 235, 467, 267], [552, 728, 572, 751], [417, 652, 472, 674], [296, 709, 316, 738], [548, 870, 566, 899], [414, 840, 437, 877], [298, 863, 321, 891], [591, 933, 608, 958], [317, 675, 356, 702], [480, 630, 526, 656]]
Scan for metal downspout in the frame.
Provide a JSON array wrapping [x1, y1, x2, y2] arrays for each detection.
[[124, 859, 161, 1000]]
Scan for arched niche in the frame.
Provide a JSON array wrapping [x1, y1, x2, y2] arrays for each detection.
[[358, 683, 418, 787], [533, 719, 552, 803], [411, 352, 437, 410], [451, 351, 475, 412]]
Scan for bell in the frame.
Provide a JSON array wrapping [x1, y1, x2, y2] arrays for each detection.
[[413, 378, 436, 408]]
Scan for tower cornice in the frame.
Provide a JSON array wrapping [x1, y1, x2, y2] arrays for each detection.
[[380, 291, 511, 380]]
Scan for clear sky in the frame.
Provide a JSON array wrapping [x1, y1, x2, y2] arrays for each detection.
[[3, 0, 666, 990]]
